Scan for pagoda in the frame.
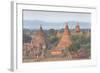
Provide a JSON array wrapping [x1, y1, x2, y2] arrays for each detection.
[[55, 23, 72, 50], [51, 23, 72, 57], [30, 26, 47, 58]]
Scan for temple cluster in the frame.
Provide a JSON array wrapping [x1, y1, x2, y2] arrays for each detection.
[[23, 22, 90, 61]]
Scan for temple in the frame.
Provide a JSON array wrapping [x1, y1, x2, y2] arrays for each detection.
[[23, 26, 47, 59], [51, 23, 72, 58], [55, 23, 72, 49]]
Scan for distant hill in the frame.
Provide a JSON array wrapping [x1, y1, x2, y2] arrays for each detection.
[[23, 20, 91, 30]]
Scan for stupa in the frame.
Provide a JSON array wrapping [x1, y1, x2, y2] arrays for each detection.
[[55, 23, 72, 50], [51, 23, 72, 56]]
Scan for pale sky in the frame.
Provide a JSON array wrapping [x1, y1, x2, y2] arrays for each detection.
[[23, 10, 91, 23]]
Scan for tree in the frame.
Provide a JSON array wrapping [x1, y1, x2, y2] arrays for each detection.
[[68, 42, 80, 52], [23, 34, 32, 43]]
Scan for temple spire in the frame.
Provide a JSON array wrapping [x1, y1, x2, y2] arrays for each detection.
[[40, 25, 43, 31], [76, 22, 80, 33], [64, 22, 70, 35]]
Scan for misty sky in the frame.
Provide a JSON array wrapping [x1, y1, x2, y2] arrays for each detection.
[[23, 10, 91, 29]]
